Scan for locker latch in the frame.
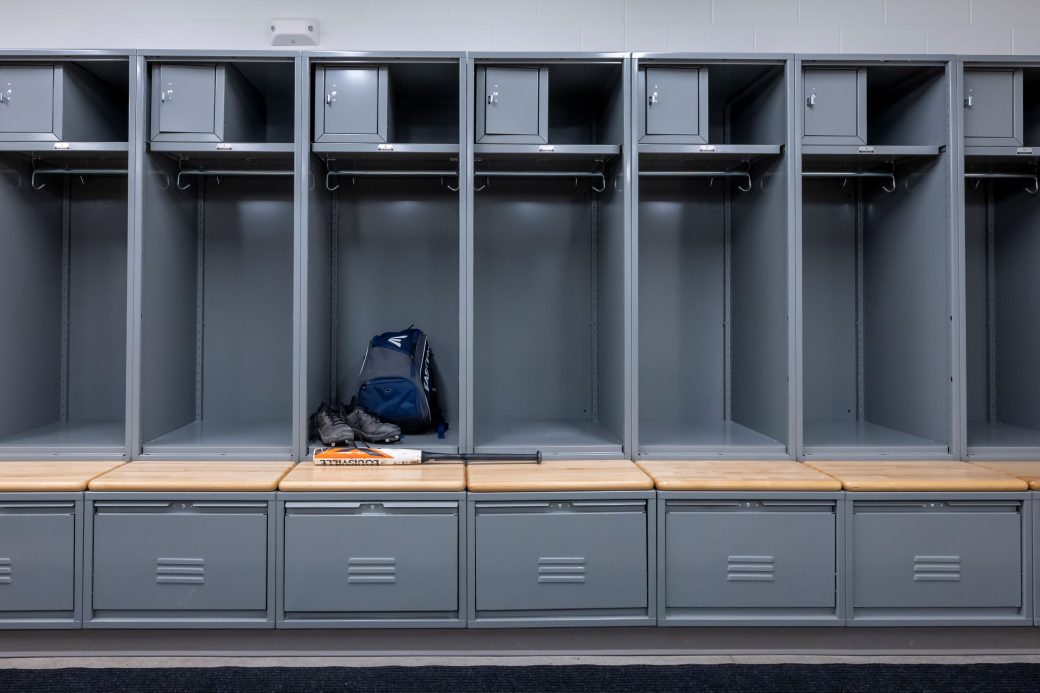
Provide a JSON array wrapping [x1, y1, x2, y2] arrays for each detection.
[[487, 90, 499, 105], [648, 90, 659, 107], [964, 92, 974, 108], [806, 92, 817, 108], [161, 86, 174, 103], [0, 86, 11, 104], [326, 89, 337, 105]]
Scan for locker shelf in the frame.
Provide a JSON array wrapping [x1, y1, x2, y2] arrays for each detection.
[[312, 143, 460, 156], [967, 421, 1040, 450], [143, 420, 292, 455], [0, 421, 124, 451], [0, 142, 129, 153], [308, 424, 460, 457], [803, 419, 944, 449], [474, 420, 622, 455], [638, 419, 785, 453]]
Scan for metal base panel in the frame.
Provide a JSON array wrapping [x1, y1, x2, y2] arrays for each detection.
[[467, 491, 656, 628], [276, 492, 466, 629]]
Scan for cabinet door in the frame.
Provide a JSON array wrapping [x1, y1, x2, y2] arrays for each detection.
[[964, 69, 1023, 146], [153, 64, 218, 138], [316, 66, 387, 142], [641, 67, 708, 143], [0, 510, 75, 613], [0, 65, 56, 138], [803, 68, 867, 144], [477, 67, 547, 143]]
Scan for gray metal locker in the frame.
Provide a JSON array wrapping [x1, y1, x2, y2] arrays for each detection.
[[0, 62, 125, 143], [0, 495, 82, 628], [150, 63, 265, 143], [846, 494, 1032, 625], [467, 492, 656, 627], [313, 65, 390, 142], [638, 67, 709, 143], [475, 66, 548, 143], [963, 69, 1023, 147], [659, 494, 843, 625], [278, 493, 466, 627], [802, 68, 866, 145], [85, 493, 277, 628]]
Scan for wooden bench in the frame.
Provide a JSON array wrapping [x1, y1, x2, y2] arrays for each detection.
[[637, 460, 842, 491], [803, 460, 1028, 492], [466, 459, 653, 492], [279, 462, 466, 492], [0, 461, 124, 492], [969, 462, 1040, 491], [86, 460, 294, 492]]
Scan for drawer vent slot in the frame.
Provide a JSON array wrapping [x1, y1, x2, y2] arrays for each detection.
[[913, 555, 961, 582], [155, 557, 205, 585], [347, 557, 397, 584], [537, 557, 586, 584], [0, 557, 10, 585], [727, 555, 775, 582]]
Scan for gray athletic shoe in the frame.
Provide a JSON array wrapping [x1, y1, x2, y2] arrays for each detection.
[[313, 402, 355, 446], [343, 400, 402, 444]]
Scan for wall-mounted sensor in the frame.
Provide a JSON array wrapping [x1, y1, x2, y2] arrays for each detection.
[[270, 18, 320, 46]]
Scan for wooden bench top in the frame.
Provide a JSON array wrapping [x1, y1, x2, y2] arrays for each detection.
[[637, 460, 842, 491], [0, 461, 125, 492], [804, 460, 1028, 492], [466, 459, 654, 493], [969, 461, 1040, 491], [279, 462, 466, 492], [88, 461, 294, 492]]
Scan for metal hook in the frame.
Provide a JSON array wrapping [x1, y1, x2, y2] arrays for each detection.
[[591, 173, 606, 193], [444, 177, 459, 192], [78, 175, 86, 186], [881, 173, 896, 193], [474, 176, 488, 192], [1028, 175, 1039, 195], [325, 171, 340, 192], [309, 172, 315, 191], [157, 172, 171, 190], [614, 175, 623, 192], [176, 171, 192, 190], [737, 172, 752, 193], [974, 177, 982, 190], [842, 177, 848, 190], [30, 170, 46, 190]]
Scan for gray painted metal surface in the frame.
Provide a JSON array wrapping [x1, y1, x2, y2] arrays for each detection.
[[277, 492, 466, 628], [845, 492, 1032, 626], [658, 492, 844, 626], [84, 492, 277, 629], [0, 493, 84, 629], [467, 491, 656, 628]]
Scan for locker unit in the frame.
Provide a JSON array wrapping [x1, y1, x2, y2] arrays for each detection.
[[137, 56, 297, 459], [149, 63, 289, 144], [0, 493, 83, 628], [471, 57, 628, 456], [475, 66, 548, 143], [845, 493, 1032, 626], [634, 57, 791, 458], [658, 492, 844, 626], [84, 492, 277, 627], [467, 491, 656, 627], [962, 59, 1040, 458], [0, 60, 126, 144], [277, 492, 466, 627], [304, 56, 463, 456], [637, 66, 710, 143], [798, 59, 955, 458]]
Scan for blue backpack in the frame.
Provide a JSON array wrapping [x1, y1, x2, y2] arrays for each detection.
[[357, 327, 444, 435]]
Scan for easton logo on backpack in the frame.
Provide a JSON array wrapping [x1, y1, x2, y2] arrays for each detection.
[[358, 327, 443, 434]]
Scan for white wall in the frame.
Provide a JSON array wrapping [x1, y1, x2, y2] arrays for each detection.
[[3, 0, 1039, 54]]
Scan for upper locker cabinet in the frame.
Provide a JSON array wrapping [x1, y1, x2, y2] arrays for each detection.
[[314, 65, 390, 142], [802, 67, 867, 145], [0, 63, 124, 142], [150, 63, 264, 142], [638, 67, 709, 143], [963, 68, 1024, 147], [475, 66, 548, 143]]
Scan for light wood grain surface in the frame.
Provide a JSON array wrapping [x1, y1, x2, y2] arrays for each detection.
[[279, 462, 466, 492], [969, 461, 1040, 490], [637, 460, 842, 491], [0, 461, 125, 492], [466, 459, 653, 492], [804, 460, 1028, 492], [88, 461, 294, 492]]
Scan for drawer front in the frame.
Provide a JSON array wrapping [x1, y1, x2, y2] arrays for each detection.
[[803, 68, 866, 143], [0, 65, 56, 135], [482, 67, 543, 137], [643, 67, 706, 140], [155, 64, 217, 136], [474, 505, 648, 612], [283, 505, 458, 613], [665, 507, 836, 609], [92, 508, 268, 611], [853, 507, 1022, 608], [0, 509, 75, 612], [317, 67, 385, 140], [964, 69, 1023, 145]]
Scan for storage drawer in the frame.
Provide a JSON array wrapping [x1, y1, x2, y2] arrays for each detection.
[[639, 67, 709, 144], [0, 65, 56, 138], [802, 67, 867, 145], [90, 501, 269, 617], [475, 66, 548, 144], [150, 63, 263, 142], [964, 69, 1023, 147], [314, 66, 389, 143], [473, 501, 648, 615], [282, 501, 458, 615], [852, 501, 1023, 612], [665, 501, 836, 610], [0, 502, 76, 617]]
